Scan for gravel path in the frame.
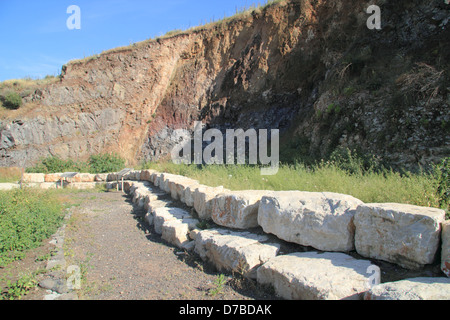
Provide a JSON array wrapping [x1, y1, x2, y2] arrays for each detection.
[[63, 190, 277, 300]]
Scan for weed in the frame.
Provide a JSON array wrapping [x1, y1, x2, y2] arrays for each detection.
[[1, 273, 38, 300], [196, 220, 211, 230], [208, 274, 227, 297]]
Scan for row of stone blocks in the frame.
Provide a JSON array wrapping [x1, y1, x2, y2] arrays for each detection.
[[118, 170, 450, 300], [17, 171, 450, 299]]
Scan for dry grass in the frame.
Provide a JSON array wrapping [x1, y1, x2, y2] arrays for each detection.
[[0, 101, 42, 120], [0, 167, 23, 183], [396, 62, 444, 104], [0, 76, 59, 92]]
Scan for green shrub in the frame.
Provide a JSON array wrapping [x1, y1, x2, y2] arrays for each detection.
[[329, 147, 383, 175], [2, 92, 22, 110], [26, 153, 125, 174], [433, 157, 450, 214], [0, 189, 65, 267], [88, 153, 125, 174], [26, 156, 74, 174]]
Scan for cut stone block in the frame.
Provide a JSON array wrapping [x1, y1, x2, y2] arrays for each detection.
[[123, 170, 140, 181], [193, 185, 228, 220], [67, 182, 100, 190], [184, 184, 198, 207], [169, 178, 199, 202], [94, 173, 108, 182], [152, 207, 192, 235], [159, 173, 182, 193], [211, 191, 271, 229], [161, 218, 199, 249], [67, 173, 96, 183], [39, 182, 58, 190], [442, 221, 450, 277], [258, 191, 363, 252], [365, 277, 450, 300], [139, 170, 156, 182], [45, 173, 62, 182], [152, 173, 163, 188], [257, 252, 374, 300], [106, 173, 118, 182], [0, 183, 20, 191], [354, 203, 446, 270], [22, 173, 45, 183], [194, 229, 280, 279]]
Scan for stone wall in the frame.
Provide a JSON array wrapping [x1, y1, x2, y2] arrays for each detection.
[[3, 170, 449, 300]]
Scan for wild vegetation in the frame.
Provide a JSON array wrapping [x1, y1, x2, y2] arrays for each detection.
[[26, 153, 126, 174], [0, 188, 65, 268]]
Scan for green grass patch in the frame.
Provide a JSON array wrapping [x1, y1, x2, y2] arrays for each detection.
[[141, 157, 449, 216], [0, 188, 66, 267]]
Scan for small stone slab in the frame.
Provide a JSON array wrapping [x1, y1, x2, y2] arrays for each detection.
[[194, 228, 280, 279]]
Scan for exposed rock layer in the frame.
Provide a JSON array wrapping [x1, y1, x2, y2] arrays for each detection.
[[1, 0, 449, 169]]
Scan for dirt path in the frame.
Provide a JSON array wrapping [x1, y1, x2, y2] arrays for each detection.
[[60, 190, 277, 300]]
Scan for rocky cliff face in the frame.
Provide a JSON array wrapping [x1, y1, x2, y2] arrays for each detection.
[[1, 0, 449, 169]]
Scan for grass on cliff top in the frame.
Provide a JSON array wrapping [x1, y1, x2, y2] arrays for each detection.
[[141, 158, 449, 216], [0, 76, 59, 92], [68, 0, 285, 65]]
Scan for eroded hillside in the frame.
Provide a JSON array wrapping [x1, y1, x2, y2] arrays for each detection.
[[1, 0, 449, 169]]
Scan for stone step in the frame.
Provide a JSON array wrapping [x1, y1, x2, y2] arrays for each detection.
[[211, 191, 270, 230], [257, 252, 375, 300], [152, 207, 194, 235], [162, 218, 199, 250], [193, 185, 229, 220], [193, 228, 280, 279]]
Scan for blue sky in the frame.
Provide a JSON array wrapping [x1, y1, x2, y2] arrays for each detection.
[[0, 0, 267, 82]]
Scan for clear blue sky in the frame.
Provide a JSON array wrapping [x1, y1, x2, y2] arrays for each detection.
[[0, 0, 267, 82]]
